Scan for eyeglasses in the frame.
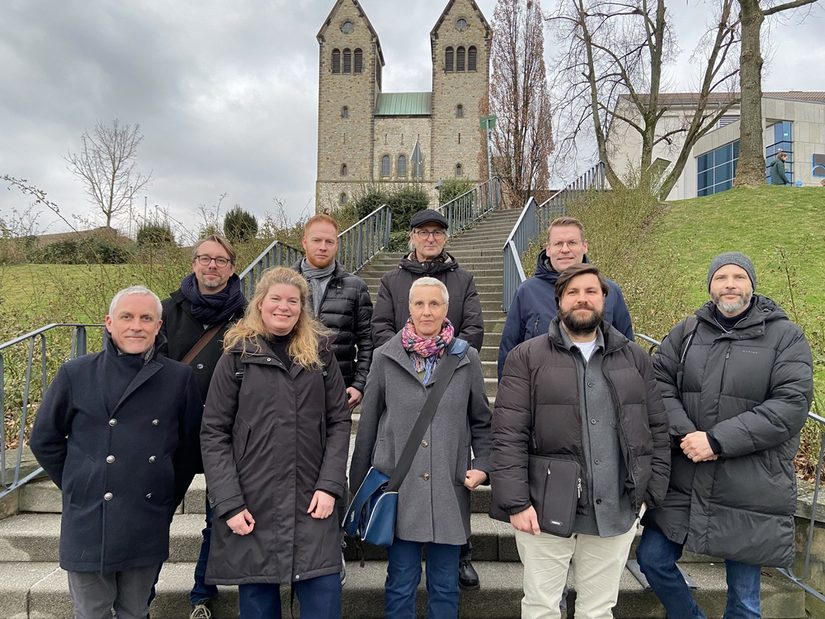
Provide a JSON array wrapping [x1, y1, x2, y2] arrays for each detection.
[[414, 229, 446, 239], [194, 254, 232, 267]]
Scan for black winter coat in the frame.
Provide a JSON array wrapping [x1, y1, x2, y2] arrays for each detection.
[[371, 252, 484, 351], [293, 261, 374, 392], [201, 337, 351, 584], [30, 339, 202, 572], [491, 320, 670, 521], [645, 296, 813, 567], [160, 288, 247, 403]]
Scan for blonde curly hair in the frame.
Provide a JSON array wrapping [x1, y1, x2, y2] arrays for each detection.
[[223, 267, 328, 369]]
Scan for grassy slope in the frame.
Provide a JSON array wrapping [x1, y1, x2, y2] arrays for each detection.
[[624, 186, 825, 405]]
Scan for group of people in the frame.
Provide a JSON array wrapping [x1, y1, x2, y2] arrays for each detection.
[[29, 207, 813, 619]]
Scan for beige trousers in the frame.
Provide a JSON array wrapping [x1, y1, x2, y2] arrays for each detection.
[[514, 523, 637, 619]]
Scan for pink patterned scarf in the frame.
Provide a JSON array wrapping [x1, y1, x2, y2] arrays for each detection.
[[400, 318, 455, 384]]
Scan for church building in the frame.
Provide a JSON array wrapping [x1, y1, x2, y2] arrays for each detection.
[[315, 0, 491, 210]]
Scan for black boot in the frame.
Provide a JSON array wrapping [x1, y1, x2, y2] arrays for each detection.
[[459, 540, 480, 591]]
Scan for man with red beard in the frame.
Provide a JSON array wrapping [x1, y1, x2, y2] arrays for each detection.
[[491, 264, 670, 618], [637, 252, 813, 619]]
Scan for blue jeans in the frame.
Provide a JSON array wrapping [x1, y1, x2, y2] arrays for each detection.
[[238, 573, 342, 619], [386, 537, 461, 619], [636, 524, 761, 619], [190, 498, 219, 605]]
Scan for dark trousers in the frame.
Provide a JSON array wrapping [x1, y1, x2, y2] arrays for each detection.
[[238, 573, 342, 619], [386, 538, 461, 619], [636, 524, 761, 619], [190, 498, 219, 605], [68, 564, 160, 619]]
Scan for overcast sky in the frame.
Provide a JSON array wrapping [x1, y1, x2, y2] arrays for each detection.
[[1, 0, 823, 240]]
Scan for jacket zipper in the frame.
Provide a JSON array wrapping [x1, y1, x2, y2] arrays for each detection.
[[605, 374, 640, 510]]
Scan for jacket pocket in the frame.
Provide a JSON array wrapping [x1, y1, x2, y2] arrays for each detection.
[[455, 440, 471, 485], [232, 418, 252, 465]]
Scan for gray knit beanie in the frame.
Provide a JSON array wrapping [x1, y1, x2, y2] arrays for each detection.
[[707, 252, 756, 291]]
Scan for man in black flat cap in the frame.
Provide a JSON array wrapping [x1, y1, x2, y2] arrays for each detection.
[[371, 208, 485, 589]]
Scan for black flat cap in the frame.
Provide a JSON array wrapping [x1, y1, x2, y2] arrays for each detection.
[[409, 209, 448, 230]]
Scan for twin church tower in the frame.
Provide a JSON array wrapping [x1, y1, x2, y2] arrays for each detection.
[[315, 0, 492, 210]]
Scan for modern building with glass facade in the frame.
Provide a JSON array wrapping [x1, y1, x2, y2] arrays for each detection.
[[606, 91, 825, 199]]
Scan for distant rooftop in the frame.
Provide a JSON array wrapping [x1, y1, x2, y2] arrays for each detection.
[[620, 91, 825, 106], [375, 92, 432, 116]]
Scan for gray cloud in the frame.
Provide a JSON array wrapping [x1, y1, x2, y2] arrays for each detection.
[[1, 0, 822, 236]]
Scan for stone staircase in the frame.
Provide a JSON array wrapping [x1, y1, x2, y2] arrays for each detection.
[[0, 208, 808, 617]]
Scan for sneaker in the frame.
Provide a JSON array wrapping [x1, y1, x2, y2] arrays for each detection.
[[190, 603, 212, 619]]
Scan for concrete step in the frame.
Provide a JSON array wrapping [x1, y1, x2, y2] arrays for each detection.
[[0, 561, 805, 618]]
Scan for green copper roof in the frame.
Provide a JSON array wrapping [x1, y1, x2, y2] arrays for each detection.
[[375, 92, 431, 116]]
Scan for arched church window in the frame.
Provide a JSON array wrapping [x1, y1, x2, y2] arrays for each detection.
[[456, 104, 464, 118], [381, 155, 391, 177], [456, 47, 466, 72], [340, 163, 348, 177], [343, 49, 352, 74], [332, 49, 341, 74], [455, 163, 464, 177], [397, 155, 407, 177], [445, 47, 454, 72], [354, 49, 363, 73], [468, 46, 477, 71]]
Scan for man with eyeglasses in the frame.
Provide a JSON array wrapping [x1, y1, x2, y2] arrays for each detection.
[[371, 208, 484, 590], [160, 234, 247, 619], [498, 216, 633, 380]]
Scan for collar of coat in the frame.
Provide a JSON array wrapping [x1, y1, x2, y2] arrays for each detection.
[[399, 251, 459, 275], [378, 331, 470, 385], [547, 318, 627, 355], [695, 294, 786, 339]]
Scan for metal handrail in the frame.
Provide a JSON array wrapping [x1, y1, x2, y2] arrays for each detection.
[[337, 204, 392, 274], [538, 161, 606, 232], [437, 177, 502, 236], [635, 330, 825, 603], [238, 239, 304, 299], [502, 197, 539, 313], [1, 323, 103, 499]]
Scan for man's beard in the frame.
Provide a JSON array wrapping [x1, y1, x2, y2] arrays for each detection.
[[559, 304, 604, 335], [712, 289, 753, 316]]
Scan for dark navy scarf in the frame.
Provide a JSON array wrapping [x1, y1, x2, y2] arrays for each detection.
[[180, 273, 246, 326]]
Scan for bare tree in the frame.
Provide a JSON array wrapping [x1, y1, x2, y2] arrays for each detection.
[[490, 0, 554, 206], [64, 120, 152, 228], [734, 0, 818, 186], [548, 0, 740, 198]]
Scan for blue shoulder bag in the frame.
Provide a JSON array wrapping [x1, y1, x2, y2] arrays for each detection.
[[343, 338, 470, 547]]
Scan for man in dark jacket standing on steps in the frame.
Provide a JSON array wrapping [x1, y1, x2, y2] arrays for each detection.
[[160, 234, 247, 619], [371, 208, 485, 589], [295, 213, 373, 408], [491, 264, 669, 618], [30, 286, 202, 619], [636, 252, 813, 619], [498, 216, 633, 379], [372, 209, 484, 352]]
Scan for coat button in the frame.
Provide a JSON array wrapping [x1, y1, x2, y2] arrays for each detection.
[[148, 456, 156, 463], [267, 357, 272, 362], [152, 419, 159, 426], [145, 493, 152, 500], [106, 455, 115, 464], [108, 419, 117, 427], [420, 440, 428, 448], [104, 492, 113, 501], [422, 473, 430, 481], [196, 363, 204, 370], [590, 418, 597, 425]]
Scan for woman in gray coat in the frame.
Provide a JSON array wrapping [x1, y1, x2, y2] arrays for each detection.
[[349, 277, 492, 619], [201, 267, 351, 619]]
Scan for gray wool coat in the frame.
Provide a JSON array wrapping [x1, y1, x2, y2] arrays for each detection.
[[349, 334, 492, 546]]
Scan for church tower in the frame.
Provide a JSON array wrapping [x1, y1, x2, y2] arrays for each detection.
[[316, 0, 384, 211], [430, 0, 491, 182]]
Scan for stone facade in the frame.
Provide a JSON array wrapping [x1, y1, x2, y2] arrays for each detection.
[[315, 0, 491, 212]]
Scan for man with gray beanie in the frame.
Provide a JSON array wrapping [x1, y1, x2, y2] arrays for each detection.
[[636, 252, 813, 619]]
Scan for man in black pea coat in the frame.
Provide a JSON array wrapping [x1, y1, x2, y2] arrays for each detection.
[[30, 286, 202, 619], [159, 234, 246, 617]]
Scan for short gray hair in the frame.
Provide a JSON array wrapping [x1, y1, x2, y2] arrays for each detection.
[[108, 286, 163, 318], [409, 277, 449, 305]]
